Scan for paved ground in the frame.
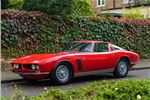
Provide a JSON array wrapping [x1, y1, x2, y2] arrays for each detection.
[[1, 69, 150, 97]]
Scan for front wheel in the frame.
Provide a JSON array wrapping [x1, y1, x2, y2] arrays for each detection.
[[113, 58, 129, 78], [50, 62, 72, 85]]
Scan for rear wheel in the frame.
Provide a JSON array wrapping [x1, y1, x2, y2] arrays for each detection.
[[50, 62, 72, 85], [113, 58, 129, 78]]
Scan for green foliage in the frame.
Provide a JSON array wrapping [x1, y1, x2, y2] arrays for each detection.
[[147, 0, 150, 4], [48, 0, 75, 16], [97, 13, 113, 18], [22, 0, 93, 17], [1, 10, 150, 58], [71, 0, 93, 17], [1, 0, 9, 9], [2, 79, 150, 100], [122, 7, 144, 19], [22, 0, 75, 16], [136, 0, 150, 5], [9, 0, 24, 9], [1, 0, 24, 10]]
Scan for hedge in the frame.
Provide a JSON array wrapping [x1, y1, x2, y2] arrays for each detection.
[[2, 79, 150, 100], [1, 10, 150, 58]]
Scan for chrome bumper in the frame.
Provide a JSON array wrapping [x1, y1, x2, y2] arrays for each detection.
[[14, 71, 49, 75]]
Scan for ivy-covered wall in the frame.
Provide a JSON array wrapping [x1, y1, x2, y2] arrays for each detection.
[[1, 10, 150, 58]]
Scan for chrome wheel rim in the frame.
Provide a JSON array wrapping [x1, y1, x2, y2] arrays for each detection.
[[56, 65, 69, 81], [118, 61, 127, 75]]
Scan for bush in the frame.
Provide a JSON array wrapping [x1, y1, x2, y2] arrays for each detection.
[[1, 0, 24, 9], [97, 13, 113, 18], [1, 0, 9, 9], [1, 10, 150, 58], [2, 79, 150, 100], [122, 7, 144, 19], [71, 0, 93, 17], [22, 0, 75, 16], [136, 0, 150, 5], [9, 0, 24, 9], [22, 0, 93, 17]]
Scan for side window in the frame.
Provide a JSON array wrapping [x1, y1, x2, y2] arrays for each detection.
[[94, 43, 109, 52], [112, 44, 124, 51], [113, 46, 120, 51], [79, 43, 92, 52]]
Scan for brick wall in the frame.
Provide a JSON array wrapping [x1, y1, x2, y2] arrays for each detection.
[[90, 0, 149, 17], [90, 0, 102, 15], [115, 0, 123, 8], [105, 0, 114, 9], [91, 0, 124, 15]]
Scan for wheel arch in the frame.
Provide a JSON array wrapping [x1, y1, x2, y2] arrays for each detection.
[[114, 56, 130, 78], [48, 60, 75, 78], [119, 56, 131, 65]]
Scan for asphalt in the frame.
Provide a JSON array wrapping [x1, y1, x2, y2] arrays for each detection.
[[1, 69, 150, 97], [1, 59, 150, 83]]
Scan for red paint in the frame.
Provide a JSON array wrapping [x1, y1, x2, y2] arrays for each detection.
[[11, 40, 139, 80]]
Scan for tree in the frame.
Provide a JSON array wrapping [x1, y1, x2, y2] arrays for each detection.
[[22, 0, 75, 16], [22, 0, 93, 17], [71, 0, 93, 17], [9, 0, 24, 9], [1, 0, 9, 9], [122, 7, 144, 19]]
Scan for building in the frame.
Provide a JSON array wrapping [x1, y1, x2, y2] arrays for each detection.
[[91, 0, 150, 18]]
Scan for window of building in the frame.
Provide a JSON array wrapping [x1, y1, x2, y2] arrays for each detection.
[[97, 0, 105, 7], [123, 0, 132, 4]]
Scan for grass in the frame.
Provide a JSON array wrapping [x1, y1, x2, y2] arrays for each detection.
[[1, 79, 150, 100]]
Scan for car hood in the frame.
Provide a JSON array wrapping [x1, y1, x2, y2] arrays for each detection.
[[12, 52, 77, 64]]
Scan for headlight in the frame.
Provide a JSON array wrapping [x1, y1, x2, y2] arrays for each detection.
[[14, 64, 19, 69], [31, 64, 39, 70]]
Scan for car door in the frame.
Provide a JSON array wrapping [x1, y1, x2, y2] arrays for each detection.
[[72, 42, 93, 72], [87, 42, 114, 71]]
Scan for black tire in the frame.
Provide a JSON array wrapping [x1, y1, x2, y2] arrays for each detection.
[[50, 62, 72, 85], [113, 58, 129, 78]]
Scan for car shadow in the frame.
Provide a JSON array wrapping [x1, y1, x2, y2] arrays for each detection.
[[21, 73, 135, 87]]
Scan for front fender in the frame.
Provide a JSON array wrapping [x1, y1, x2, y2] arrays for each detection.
[[39, 57, 79, 74]]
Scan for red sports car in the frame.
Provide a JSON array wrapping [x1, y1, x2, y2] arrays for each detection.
[[12, 40, 139, 84]]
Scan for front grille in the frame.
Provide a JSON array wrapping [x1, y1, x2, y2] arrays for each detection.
[[22, 64, 32, 70]]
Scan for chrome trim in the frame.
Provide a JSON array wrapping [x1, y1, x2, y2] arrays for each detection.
[[75, 68, 114, 77], [14, 71, 49, 75]]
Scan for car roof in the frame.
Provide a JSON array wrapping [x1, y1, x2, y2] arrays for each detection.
[[74, 40, 110, 43]]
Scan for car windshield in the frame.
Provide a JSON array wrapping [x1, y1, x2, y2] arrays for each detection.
[[62, 42, 92, 52]]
